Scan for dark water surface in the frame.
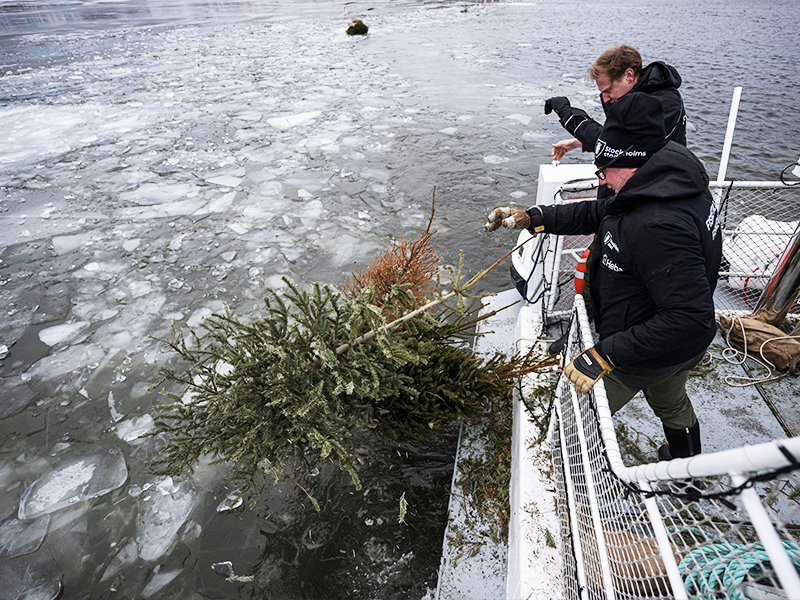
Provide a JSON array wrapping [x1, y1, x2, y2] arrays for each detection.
[[0, 0, 799, 598]]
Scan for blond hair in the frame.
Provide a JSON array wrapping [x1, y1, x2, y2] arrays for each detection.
[[587, 45, 643, 82]]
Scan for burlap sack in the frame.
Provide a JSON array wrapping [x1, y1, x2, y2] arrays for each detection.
[[718, 314, 800, 371]]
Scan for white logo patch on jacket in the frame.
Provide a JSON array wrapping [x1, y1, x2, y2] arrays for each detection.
[[706, 203, 720, 240], [603, 231, 620, 253], [602, 253, 623, 272]]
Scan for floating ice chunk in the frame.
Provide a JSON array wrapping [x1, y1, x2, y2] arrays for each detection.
[[227, 223, 249, 235], [137, 483, 199, 562], [115, 415, 154, 443], [156, 476, 179, 496], [141, 569, 181, 598], [100, 540, 138, 582], [237, 111, 262, 122], [108, 391, 124, 422], [23, 344, 106, 382], [206, 191, 236, 214], [206, 175, 243, 187], [119, 183, 199, 206], [216, 490, 243, 514], [51, 232, 90, 256], [0, 514, 50, 557], [510, 190, 528, 199], [0, 376, 35, 420], [186, 307, 213, 328], [167, 234, 185, 251], [49, 443, 70, 456], [122, 239, 141, 252], [38, 322, 90, 347], [439, 127, 457, 135], [14, 551, 62, 600], [211, 561, 234, 577], [129, 281, 153, 298], [267, 111, 321, 130], [18, 449, 128, 520], [220, 250, 236, 262], [505, 114, 532, 126], [483, 155, 509, 165], [122, 199, 207, 220]]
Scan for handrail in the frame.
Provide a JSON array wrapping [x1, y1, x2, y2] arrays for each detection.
[[557, 180, 792, 195], [571, 293, 800, 484]]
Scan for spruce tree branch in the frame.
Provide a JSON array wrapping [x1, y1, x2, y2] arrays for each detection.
[[324, 234, 537, 361]]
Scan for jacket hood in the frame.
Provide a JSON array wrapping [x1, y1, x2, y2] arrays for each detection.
[[633, 62, 682, 93], [611, 141, 709, 211]]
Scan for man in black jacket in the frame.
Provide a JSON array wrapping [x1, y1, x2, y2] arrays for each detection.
[[485, 93, 722, 460], [546, 45, 686, 160]]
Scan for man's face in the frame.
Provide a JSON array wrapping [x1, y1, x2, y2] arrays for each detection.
[[598, 167, 638, 193], [595, 68, 637, 104]]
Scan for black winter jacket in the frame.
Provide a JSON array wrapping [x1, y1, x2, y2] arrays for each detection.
[[528, 142, 722, 369], [571, 62, 687, 153]]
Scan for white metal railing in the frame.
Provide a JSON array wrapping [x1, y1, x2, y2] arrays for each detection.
[[549, 294, 800, 599]]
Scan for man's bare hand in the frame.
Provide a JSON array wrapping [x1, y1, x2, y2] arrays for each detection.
[[551, 138, 582, 161], [484, 207, 531, 232]]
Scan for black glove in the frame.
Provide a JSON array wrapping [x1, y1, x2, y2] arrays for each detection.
[[545, 97, 592, 138], [544, 96, 571, 117]]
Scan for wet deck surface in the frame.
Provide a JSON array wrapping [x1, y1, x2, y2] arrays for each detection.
[[611, 329, 800, 463]]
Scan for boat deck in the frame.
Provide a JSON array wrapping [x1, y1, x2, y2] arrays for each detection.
[[436, 289, 800, 599]]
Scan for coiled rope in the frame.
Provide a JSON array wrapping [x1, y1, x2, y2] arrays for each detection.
[[679, 540, 800, 599], [703, 313, 800, 387]]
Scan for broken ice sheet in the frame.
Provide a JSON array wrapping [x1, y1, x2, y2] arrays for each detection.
[[211, 561, 234, 577], [18, 449, 128, 520], [137, 480, 199, 562], [141, 568, 181, 598], [12, 552, 62, 600], [100, 539, 138, 582], [211, 561, 254, 582], [107, 391, 124, 422], [216, 489, 243, 514], [115, 414, 155, 443], [0, 513, 50, 558]]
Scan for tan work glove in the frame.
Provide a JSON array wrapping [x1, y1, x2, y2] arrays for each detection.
[[564, 347, 614, 395], [483, 207, 531, 232]]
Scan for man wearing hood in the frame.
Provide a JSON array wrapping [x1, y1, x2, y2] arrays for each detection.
[[485, 92, 722, 461], [546, 45, 687, 160]]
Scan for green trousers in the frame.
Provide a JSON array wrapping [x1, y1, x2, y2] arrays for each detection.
[[603, 369, 697, 430]]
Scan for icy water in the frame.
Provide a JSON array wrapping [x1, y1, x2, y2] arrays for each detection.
[[1, 0, 799, 598]]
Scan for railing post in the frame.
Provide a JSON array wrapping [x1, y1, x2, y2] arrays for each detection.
[[731, 474, 800, 595]]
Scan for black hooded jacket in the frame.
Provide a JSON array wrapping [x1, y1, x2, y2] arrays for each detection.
[[527, 142, 722, 369], [571, 62, 687, 152]]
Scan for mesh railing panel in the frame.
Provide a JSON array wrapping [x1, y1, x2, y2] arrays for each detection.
[[548, 299, 800, 599], [548, 182, 800, 316]]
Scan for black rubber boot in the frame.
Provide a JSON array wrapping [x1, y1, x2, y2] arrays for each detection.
[[658, 422, 701, 461]]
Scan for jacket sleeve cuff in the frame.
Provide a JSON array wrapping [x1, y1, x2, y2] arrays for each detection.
[[525, 206, 546, 233], [595, 339, 617, 368]]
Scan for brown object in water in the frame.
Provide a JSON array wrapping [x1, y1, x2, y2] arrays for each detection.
[[718, 314, 800, 371], [346, 19, 368, 35]]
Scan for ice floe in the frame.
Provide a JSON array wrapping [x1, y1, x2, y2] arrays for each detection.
[[18, 449, 128, 520], [136, 479, 199, 562], [0, 514, 50, 558]]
